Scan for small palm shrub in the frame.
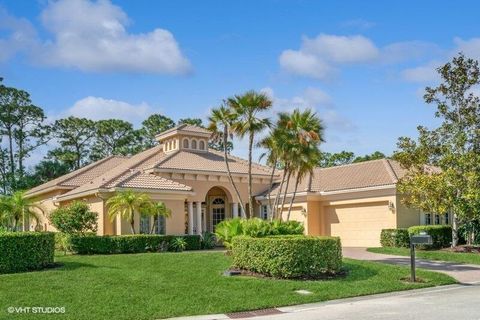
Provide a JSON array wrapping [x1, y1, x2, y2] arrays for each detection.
[[201, 232, 216, 249], [215, 218, 304, 249], [170, 237, 187, 252]]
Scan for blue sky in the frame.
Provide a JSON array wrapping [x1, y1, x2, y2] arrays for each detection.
[[1, 0, 479, 162]]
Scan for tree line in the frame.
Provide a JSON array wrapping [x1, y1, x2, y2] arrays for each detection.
[[0, 77, 225, 194]]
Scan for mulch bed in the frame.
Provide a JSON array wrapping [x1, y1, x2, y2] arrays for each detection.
[[441, 245, 480, 254], [224, 268, 348, 281]]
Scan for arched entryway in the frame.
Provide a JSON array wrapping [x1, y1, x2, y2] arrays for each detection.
[[205, 187, 229, 232]]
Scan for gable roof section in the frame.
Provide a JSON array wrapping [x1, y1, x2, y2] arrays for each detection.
[[25, 155, 127, 197], [260, 159, 407, 197], [56, 145, 192, 200], [151, 149, 274, 176]]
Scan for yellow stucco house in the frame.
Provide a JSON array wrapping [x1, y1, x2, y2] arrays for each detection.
[[26, 124, 446, 247]]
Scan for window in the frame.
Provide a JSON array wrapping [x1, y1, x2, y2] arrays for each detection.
[[435, 214, 440, 225], [261, 205, 268, 220], [199, 140, 205, 150], [140, 215, 150, 234], [153, 215, 166, 235], [444, 213, 450, 224], [183, 139, 189, 148], [425, 213, 432, 225], [173, 140, 176, 149], [191, 139, 197, 149], [211, 197, 225, 231]]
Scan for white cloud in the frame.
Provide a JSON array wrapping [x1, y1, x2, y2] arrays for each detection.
[[65, 96, 154, 124], [400, 37, 480, 84], [0, 8, 38, 62], [279, 50, 334, 80], [0, 0, 191, 74], [381, 41, 441, 64], [453, 37, 480, 60], [279, 33, 441, 80], [302, 34, 379, 63], [402, 61, 441, 83], [261, 87, 355, 132], [279, 34, 378, 80]]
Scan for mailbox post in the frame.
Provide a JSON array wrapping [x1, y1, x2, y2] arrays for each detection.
[[409, 232, 432, 282]]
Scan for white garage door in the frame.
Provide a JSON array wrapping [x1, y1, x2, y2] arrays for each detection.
[[324, 202, 393, 247]]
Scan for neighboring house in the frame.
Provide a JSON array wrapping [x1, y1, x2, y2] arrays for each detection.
[[26, 124, 448, 247]]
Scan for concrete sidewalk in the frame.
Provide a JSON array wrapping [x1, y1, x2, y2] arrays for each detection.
[[166, 284, 480, 320], [342, 247, 480, 284]]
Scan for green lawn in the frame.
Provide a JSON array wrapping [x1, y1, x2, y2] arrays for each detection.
[[368, 247, 480, 265], [0, 252, 454, 320]]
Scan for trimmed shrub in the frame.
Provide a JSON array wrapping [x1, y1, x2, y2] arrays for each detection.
[[215, 218, 304, 249], [0, 232, 55, 274], [68, 234, 201, 254], [380, 229, 410, 248], [232, 235, 342, 278], [408, 225, 452, 249], [49, 201, 98, 235]]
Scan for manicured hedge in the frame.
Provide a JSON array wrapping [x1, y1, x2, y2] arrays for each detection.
[[0, 232, 55, 274], [231, 235, 342, 279], [68, 234, 201, 254], [380, 228, 410, 248], [408, 225, 452, 249]]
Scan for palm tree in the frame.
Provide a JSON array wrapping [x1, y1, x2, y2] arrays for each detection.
[[286, 144, 322, 220], [208, 105, 246, 215], [227, 91, 272, 218], [268, 109, 324, 220], [106, 190, 152, 234], [0, 191, 43, 231], [258, 134, 279, 219], [146, 201, 172, 234]]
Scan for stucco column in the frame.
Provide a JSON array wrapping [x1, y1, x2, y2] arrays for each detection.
[[232, 202, 239, 218], [196, 201, 202, 235], [202, 208, 207, 233], [188, 201, 194, 235]]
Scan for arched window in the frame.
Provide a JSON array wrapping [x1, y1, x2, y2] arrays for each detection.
[[191, 139, 197, 149], [212, 198, 225, 205], [199, 140, 205, 150], [183, 138, 189, 149]]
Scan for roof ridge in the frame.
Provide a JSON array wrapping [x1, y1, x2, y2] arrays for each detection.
[[99, 146, 165, 188], [208, 149, 273, 174], [382, 158, 398, 183], [315, 158, 386, 171], [60, 155, 126, 186], [26, 155, 121, 195]]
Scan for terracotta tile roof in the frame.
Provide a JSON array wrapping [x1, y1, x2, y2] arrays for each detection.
[[25, 155, 127, 197], [29, 137, 272, 200], [261, 159, 407, 196], [115, 172, 192, 191], [56, 145, 189, 199], [152, 149, 274, 176]]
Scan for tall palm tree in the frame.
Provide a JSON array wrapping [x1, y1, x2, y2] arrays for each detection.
[[208, 105, 246, 216], [276, 109, 324, 219], [0, 191, 43, 231], [146, 201, 172, 234], [228, 91, 272, 218], [258, 133, 280, 219], [106, 190, 152, 234], [286, 144, 322, 221]]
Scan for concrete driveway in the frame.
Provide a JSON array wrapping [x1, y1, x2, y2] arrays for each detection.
[[342, 247, 480, 284]]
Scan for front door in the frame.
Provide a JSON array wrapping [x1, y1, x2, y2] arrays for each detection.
[[210, 197, 226, 232]]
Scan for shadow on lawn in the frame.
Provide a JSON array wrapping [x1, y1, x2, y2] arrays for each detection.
[[342, 262, 379, 281]]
